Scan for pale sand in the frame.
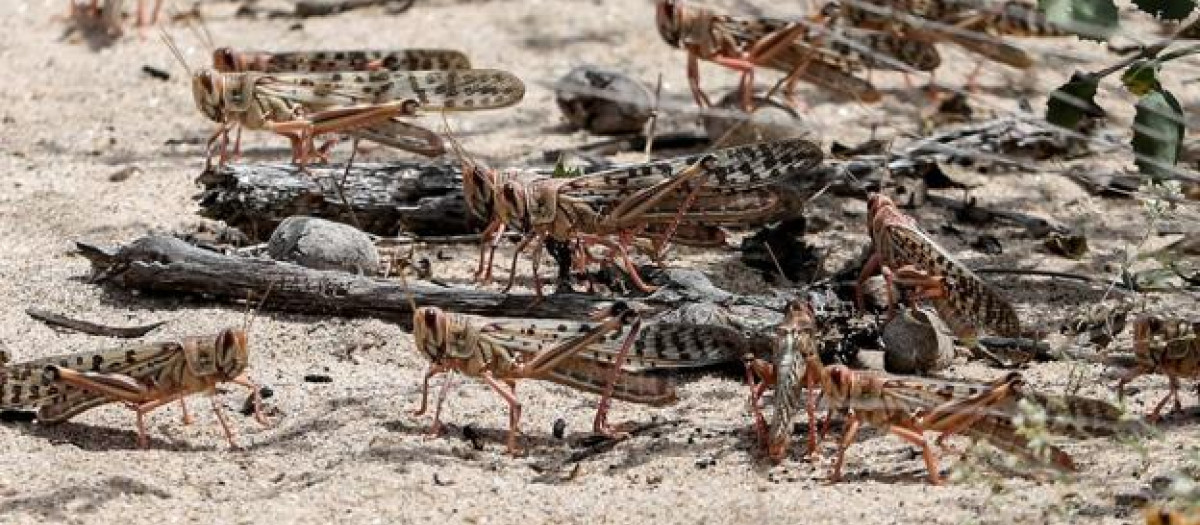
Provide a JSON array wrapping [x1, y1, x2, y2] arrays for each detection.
[[0, 1, 1197, 523]]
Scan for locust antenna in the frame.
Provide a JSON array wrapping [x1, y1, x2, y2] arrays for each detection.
[[159, 28, 194, 77]]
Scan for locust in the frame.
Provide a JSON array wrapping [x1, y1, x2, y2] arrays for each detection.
[[0, 328, 268, 448], [655, 0, 882, 111], [1117, 315, 1200, 421], [744, 304, 1128, 480], [408, 302, 741, 454], [743, 300, 824, 462], [205, 47, 475, 164], [68, 0, 161, 36], [167, 36, 526, 169], [856, 193, 1021, 340], [459, 137, 824, 295]]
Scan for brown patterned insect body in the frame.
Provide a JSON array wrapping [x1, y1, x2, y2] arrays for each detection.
[[67, 0, 161, 36], [1117, 315, 1200, 420], [0, 329, 268, 448], [409, 303, 670, 454], [656, 0, 881, 110], [188, 66, 525, 168], [489, 139, 825, 294], [462, 138, 822, 295], [856, 193, 1021, 340]]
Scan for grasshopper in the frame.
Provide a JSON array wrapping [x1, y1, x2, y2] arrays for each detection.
[[823, 0, 1061, 75], [206, 47, 475, 163], [167, 35, 525, 168], [463, 138, 823, 295], [655, 0, 882, 111], [744, 300, 824, 462], [68, 0, 161, 36], [745, 303, 1128, 480], [0, 328, 268, 448], [1117, 315, 1200, 421], [856, 193, 1021, 339], [409, 303, 662, 454]]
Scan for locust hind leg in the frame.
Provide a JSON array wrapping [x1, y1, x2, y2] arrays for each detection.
[[829, 411, 862, 482], [209, 389, 239, 448], [889, 424, 943, 485], [480, 371, 523, 455], [592, 314, 643, 439]]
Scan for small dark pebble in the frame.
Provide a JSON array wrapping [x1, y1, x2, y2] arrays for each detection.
[[552, 418, 566, 439], [0, 410, 36, 423], [462, 424, 484, 450], [141, 65, 171, 81], [288, 22, 304, 31], [304, 374, 333, 383]]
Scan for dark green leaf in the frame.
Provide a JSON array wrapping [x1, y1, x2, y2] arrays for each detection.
[[1132, 0, 1196, 20], [1131, 88, 1186, 179], [551, 155, 583, 178], [1039, 0, 1118, 40], [1045, 73, 1103, 130], [1121, 59, 1160, 96]]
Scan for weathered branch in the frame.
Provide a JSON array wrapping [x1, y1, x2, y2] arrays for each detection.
[[79, 236, 607, 320], [194, 162, 477, 239]]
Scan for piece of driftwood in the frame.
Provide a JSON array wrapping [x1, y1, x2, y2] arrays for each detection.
[[195, 161, 475, 239], [75, 236, 798, 333], [77, 236, 611, 321]]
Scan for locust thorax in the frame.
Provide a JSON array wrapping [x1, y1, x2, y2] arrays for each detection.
[[413, 307, 449, 362]]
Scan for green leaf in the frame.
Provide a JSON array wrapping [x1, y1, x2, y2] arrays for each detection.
[[551, 154, 583, 178], [1045, 73, 1103, 130], [1121, 60, 1160, 96], [1132, 0, 1196, 20], [1131, 88, 1186, 180], [1039, 0, 1119, 40]]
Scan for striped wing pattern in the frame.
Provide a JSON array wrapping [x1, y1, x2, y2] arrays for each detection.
[[882, 223, 1022, 337]]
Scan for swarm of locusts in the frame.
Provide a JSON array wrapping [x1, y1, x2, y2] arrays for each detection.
[[16, 0, 1195, 503]]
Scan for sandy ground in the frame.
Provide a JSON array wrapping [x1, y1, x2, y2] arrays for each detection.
[[1, 0, 1199, 523]]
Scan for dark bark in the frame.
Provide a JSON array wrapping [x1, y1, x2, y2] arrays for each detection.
[[194, 161, 477, 240]]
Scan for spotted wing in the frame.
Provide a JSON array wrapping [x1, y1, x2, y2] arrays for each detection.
[[482, 319, 746, 372], [560, 138, 824, 204], [258, 69, 525, 111], [256, 49, 471, 73]]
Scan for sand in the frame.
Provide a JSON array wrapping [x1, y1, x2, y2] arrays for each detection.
[[0, 0, 1198, 523]]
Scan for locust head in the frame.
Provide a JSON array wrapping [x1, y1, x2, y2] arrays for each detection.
[[655, 0, 684, 47], [192, 69, 228, 124], [212, 328, 251, 381], [497, 180, 531, 231], [211, 47, 238, 72], [413, 307, 450, 362]]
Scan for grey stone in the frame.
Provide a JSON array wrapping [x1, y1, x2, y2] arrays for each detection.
[[267, 216, 380, 275], [882, 306, 957, 375]]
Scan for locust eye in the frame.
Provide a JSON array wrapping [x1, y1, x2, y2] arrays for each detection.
[[213, 48, 236, 72]]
